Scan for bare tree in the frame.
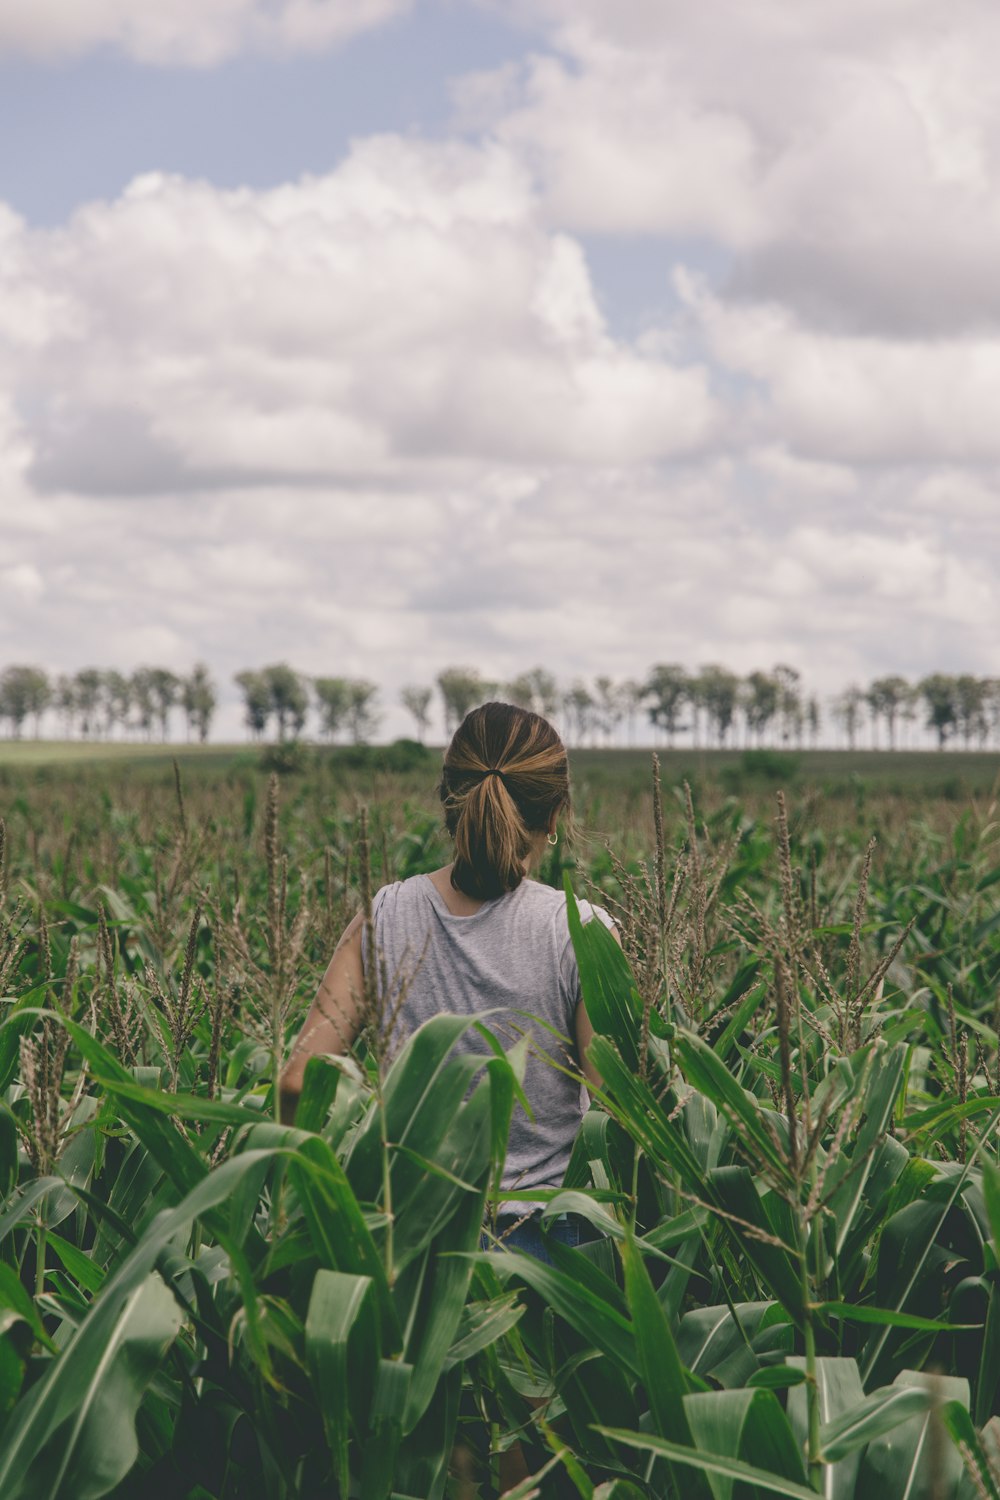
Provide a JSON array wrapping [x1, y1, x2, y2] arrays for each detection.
[[314, 678, 351, 741], [182, 664, 217, 743], [235, 670, 271, 741], [0, 666, 50, 738], [919, 674, 958, 750], [102, 670, 133, 738], [437, 667, 485, 734], [695, 664, 740, 747], [347, 680, 380, 744], [833, 685, 865, 750], [400, 686, 433, 742], [866, 675, 910, 750], [644, 663, 689, 747], [742, 671, 778, 747], [562, 681, 595, 746]]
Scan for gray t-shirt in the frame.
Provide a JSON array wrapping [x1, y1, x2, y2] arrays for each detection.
[[362, 873, 615, 1201]]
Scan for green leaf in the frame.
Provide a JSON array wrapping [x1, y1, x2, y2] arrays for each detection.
[[360, 1358, 412, 1500], [710, 973, 765, 1064], [12, 1273, 183, 1500], [444, 1291, 525, 1368], [0, 1262, 58, 1353], [401, 1172, 488, 1432], [565, 876, 644, 1069], [0, 1107, 17, 1199], [0, 1145, 298, 1497], [855, 1371, 968, 1498], [746, 1367, 807, 1391], [346, 1013, 491, 1202], [305, 1270, 378, 1496], [482, 1248, 639, 1378], [819, 1041, 908, 1259], [595, 1427, 821, 1500], [282, 1131, 400, 1352], [673, 1031, 796, 1192], [786, 1357, 864, 1500], [939, 1400, 1000, 1500], [820, 1381, 933, 1463], [683, 1388, 809, 1500], [620, 1232, 709, 1498], [709, 1168, 805, 1326], [678, 1303, 777, 1379], [294, 1053, 343, 1133], [817, 1300, 977, 1332], [42, 1232, 104, 1298]]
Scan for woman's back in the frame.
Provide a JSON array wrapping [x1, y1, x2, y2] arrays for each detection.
[[366, 872, 613, 1196]]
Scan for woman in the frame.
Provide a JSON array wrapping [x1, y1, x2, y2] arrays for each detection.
[[277, 699, 617, 1256]]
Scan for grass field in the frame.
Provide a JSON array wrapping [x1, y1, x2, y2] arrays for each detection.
[[2, 735, 997, 788], [2, 738, 1000, 1497]]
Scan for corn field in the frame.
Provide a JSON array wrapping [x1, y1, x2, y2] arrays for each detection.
[[1, 747, 1000, 1498]]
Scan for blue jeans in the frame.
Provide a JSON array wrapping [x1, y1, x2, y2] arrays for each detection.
[[482, 1212, 582, 1264]]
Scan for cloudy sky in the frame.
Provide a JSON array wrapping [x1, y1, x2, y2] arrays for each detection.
[[2, 0, 998, 739]]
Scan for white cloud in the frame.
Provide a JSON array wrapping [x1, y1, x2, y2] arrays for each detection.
[[0, 0, 410, 65], [680, 274, 1000, 464], [470, 0, 1000, 336], [3, 3, 1000, 726], [0, 140, 716, 498]]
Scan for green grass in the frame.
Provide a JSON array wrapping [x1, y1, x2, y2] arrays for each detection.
[[2, 737, 997, 788]]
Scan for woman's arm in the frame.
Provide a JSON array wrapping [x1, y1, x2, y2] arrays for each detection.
[[278, 911, 367, 1125]]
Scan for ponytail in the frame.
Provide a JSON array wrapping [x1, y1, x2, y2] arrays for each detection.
[[440, 701, 569, 900]]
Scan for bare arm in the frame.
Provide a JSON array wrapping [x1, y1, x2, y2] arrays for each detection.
[[573, 920, 623, 1095], [278, 911, 367, 1124]]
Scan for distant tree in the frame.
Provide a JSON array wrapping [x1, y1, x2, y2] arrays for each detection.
[[74, 669, 103, 739], [985, 679, 1000, 749], [130, 669, 157, 740], [593, 676, 623, 744], [806, 695, 821, 748], [54, 674, 77, 738], [742, 671, 779, 746], [182, 664, 217, 743], [235, 670, 271, 741], [696, 664, 740, 747], [833, 685, 865, 750], [954, 675, 988, 748], [347, 680, 380, 744], [865, 675, 910, 751], [620, 679, 644, 745], [0, 666, 50, 738], [527, 668, 560, 718], [437, 667, 485, 734], [899, 684, 921, 749], [400, 686, 433, 742], [144, 668, 180, 740], [505, 672, 537, 711], [0, 665, 50, 738], [774, 663, 803, 746], [262, 664, 308, 740], [920, 673, 958, 750], [505, 668, 559, 720], [562, 681, 595, 746], [644, 664, 689, 747], [102, 670, 133, 738], [314, 678, 352, 741]]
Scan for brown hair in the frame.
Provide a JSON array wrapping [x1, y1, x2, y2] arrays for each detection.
[[439, 701, 570, 900]]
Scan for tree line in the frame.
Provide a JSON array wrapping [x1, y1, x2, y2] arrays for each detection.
[[1, 660, 998, 749], [0, 664, 217, 742]]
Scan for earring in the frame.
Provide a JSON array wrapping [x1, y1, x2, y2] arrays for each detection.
[[547, 831, 558, 846]]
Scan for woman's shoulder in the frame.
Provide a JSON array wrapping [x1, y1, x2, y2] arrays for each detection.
[[521, 878, 615, 931], [368, 874, 424, 918]]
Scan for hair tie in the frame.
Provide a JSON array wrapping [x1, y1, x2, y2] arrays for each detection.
[[484, 767, 506, 781]]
